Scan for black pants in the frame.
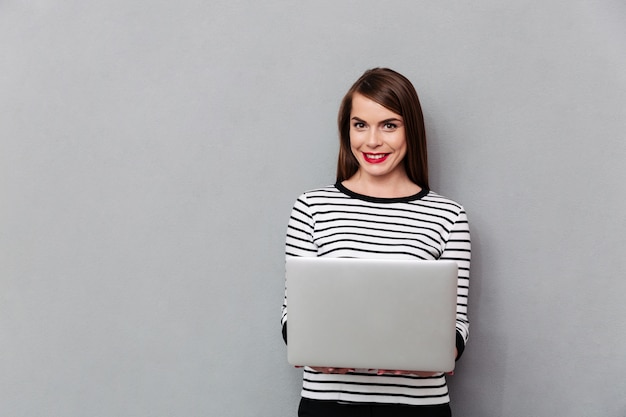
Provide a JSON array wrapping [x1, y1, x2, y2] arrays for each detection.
[[298, 398, 452, 417]]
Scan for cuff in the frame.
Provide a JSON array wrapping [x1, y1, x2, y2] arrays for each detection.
[[455, 331, 466, 361]]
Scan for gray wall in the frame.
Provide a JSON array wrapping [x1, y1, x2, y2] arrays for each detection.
[[1, 1, 625, 416]]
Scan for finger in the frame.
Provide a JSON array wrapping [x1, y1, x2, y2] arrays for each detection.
[[377, 369, 402, 375]]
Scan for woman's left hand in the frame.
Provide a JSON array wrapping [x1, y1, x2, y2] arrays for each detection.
[[375, 369, 438, 377]]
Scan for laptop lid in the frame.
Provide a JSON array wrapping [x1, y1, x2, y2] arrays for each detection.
[[286, 257, 458, 372]]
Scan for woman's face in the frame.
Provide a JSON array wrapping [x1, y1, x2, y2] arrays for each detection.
[[349, 93, 407, 182]]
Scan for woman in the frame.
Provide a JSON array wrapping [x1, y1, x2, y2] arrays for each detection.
[[281, 68, 471, 417]]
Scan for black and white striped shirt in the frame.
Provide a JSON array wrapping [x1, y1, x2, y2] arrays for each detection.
[[282, 183, 471, 406]]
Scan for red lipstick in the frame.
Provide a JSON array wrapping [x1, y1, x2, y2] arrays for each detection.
[[363, 153, 389, 164]]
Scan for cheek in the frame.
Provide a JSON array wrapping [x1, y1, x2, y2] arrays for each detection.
[[394, 138, 409, 161], [348, 132, 361, 149], [347, 135, 359, 158], [392, 134, 407, 152]]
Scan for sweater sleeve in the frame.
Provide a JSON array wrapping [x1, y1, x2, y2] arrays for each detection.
[[281, 194, 318, 344], [439, 207, 471, 360]]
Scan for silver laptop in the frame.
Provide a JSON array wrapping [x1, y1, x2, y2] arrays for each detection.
[[286, 257, 458, 372]]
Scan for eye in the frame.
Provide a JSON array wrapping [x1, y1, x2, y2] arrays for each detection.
[[353, 122, 366, 129], [383, 122, 397, 130]]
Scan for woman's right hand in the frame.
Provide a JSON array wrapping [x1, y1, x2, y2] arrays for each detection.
[[308, 367, 354, 374]]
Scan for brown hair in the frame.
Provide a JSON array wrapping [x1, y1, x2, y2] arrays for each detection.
[[336, 68, 429, 189]]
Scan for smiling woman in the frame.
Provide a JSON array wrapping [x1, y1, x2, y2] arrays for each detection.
[[282, 68, 471, 417], [336, 68, 429, 196], [343, 93, 415, 198]]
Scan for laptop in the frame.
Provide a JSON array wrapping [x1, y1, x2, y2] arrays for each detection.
[[286, 257, 458, 372]]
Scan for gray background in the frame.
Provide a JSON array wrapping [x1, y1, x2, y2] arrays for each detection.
[[1, 1, 625, 416]]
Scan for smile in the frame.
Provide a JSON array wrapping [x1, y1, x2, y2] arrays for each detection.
[[363, 153, 390, 164]]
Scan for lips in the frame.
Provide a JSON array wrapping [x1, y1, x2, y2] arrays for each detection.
[[363, 153, 390, 164]]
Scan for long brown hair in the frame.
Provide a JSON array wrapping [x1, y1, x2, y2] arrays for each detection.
[[336, 68, 429, 189]]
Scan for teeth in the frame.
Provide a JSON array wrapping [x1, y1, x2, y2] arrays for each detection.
[[366, 154, 386, 159]]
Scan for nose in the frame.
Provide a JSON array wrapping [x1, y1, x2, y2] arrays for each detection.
[[366, 129, 382, 148]]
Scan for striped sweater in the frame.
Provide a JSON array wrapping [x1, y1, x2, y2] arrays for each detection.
[[281, 182, 471, 406]]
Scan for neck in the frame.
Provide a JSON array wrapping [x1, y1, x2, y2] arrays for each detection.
[[343, 171, 421, 199]]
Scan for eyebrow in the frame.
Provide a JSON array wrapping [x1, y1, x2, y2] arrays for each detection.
[[381, 118, 403, 124], [351, 116, 404, 124]]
